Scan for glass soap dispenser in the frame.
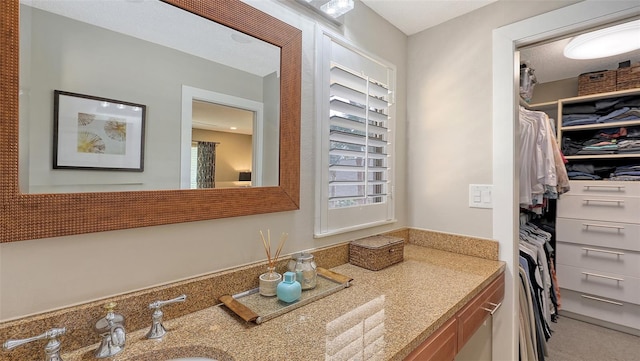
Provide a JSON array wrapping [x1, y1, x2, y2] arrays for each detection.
[[288, 252, 317, 290], [276, 271, 302, 303]]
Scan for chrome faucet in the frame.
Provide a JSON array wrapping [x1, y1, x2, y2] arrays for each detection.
[[3, 327, 66, 361], [146, 294, 187, 339], [94, 302, 126, 359]]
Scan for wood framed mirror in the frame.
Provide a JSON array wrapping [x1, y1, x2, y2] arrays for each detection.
[[0, 0, 301, 243]]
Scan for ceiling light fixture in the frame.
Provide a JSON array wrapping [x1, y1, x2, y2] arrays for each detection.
[[564, 19, 640, 59], [296, 0, 354, 23], [320, 0, 354, 18]]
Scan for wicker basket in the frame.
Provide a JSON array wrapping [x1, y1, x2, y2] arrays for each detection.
[[578, 70, 616, 96], [617, 63, 640, 91], [349, 235, 404, 271]]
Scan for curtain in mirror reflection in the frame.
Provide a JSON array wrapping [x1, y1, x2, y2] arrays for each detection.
[[190, 141, 218, 189]]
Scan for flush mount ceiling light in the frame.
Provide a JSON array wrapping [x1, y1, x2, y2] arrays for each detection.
[[296, 0, 355, 23], [564, 19, 640, 59], [320, 0, 354, 18]]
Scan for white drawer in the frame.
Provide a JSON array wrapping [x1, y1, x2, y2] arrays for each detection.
[[560, 288, 640, 332], [556, 218, 640, 252], [567, 181, 640, 197], [556, 264, 640, 304], [556, 242, 640, 277], [557, 194, 640, 223]]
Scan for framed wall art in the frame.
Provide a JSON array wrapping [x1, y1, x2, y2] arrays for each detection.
[[53, 90, 146, 171]]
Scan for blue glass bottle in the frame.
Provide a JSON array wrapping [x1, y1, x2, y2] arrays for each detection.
[[277, 271, 302, 303]]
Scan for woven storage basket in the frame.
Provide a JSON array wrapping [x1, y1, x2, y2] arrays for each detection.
[[349, 235, 404, 271], [617, 63, 640, 91], [578, 70, 616, 96]]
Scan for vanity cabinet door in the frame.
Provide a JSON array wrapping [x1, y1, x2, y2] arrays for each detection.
[[404, 272, 505, 361], [456, 273, 505, 351], [404, 317, 458, 361]]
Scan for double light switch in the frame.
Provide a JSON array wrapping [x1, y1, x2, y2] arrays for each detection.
[[469, 184, 493, 209]]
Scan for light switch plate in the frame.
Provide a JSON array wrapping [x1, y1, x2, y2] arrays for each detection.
[[469, 184, 493, 209]]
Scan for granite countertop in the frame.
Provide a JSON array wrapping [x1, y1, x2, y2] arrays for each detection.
[[61, 244, 505, 361]]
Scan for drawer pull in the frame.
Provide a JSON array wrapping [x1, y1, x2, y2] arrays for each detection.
[[582, 271, 624, 282], [584, 185, 625, 191], [582, 247, 625, 257], [481, 302, 502, 315], [583, 199, 624, 206], [582, 223, 624, 232], [580, 294, 624, 306]]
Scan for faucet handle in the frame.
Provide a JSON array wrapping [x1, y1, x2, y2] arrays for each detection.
[[148, 294, 187, 310], [94, 302, 124, 334], [146, 294, 187, 339], [104, 301, 117, 313], [3, 327, 66, 361]]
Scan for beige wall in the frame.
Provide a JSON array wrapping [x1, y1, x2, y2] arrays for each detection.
[[0, 0, 408, 321], [531, 78, 579, 103], [406, 0, 581, 238]]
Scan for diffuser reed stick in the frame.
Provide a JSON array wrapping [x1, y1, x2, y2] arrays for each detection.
[[260, 230, 288, 273]]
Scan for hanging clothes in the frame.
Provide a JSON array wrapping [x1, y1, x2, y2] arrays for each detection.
[[519, 105, 569, 361], [519, 106, 570, 212], [519, 222, 560, 361]]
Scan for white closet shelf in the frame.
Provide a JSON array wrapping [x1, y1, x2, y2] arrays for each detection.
[[559, 88, 640, 105], [562, 119, 640, 131], [557, 87, 640, 175], [564, 154, 640, 160], [527, 100, 558, 111]]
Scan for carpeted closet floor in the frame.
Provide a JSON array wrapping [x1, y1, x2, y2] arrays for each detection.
[[546, 316, 640, 361]]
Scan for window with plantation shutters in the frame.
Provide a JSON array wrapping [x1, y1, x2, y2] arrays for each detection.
[[329, 65, 389, 207], [315, 30, 396, 237]]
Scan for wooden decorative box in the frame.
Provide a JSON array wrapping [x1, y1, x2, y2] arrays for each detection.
[[617, 63, 640, 91], [578, 70, 616, 96], [349, 235, 404, 271]]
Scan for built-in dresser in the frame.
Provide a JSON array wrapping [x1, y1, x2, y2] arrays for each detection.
[[556, 181, 640, 334]]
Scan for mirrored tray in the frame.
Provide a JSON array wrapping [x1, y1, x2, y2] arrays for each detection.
[[219, 268, 352, 324]]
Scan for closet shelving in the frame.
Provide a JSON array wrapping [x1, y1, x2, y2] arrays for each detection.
[[557, 87, 640, 163], [328, 64, 391, 206], [552, 87, 640, 336], [527, 100, 558, 111]]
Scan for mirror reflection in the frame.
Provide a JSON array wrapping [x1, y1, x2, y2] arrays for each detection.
[[19, 0, 280, 194], [190, 101, 254, 189]]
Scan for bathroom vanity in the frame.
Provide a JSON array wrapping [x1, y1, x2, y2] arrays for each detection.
[[2, 242, 504, 361]]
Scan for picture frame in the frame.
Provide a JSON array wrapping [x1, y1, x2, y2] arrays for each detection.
[[53, 90, 146, 171]]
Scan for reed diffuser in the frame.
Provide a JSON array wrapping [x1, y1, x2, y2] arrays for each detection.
[[258, 230, 288, 296]]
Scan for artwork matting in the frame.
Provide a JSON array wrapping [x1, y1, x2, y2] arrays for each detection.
[[53, 90, 146, 171]]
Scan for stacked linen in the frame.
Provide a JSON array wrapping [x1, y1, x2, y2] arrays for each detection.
[[562, 126, 640, 156], [562, 95, 640, 127], [610, 164, 640, 181], [564, 163, 621, 180], [577, 140, 618, 155], [565, 163, 602, 180], [617, 139, 640, 153]]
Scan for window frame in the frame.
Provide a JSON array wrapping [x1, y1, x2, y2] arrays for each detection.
[[314, 28, 397, 237]]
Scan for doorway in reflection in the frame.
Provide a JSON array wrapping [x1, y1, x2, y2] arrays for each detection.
[[180, 86, 276, 190], [190, 100, 253, 188]]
